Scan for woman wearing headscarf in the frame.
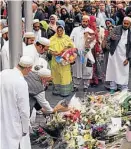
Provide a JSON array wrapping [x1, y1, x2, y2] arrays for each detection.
[[49, 25, 75, 97], [91, 6, 98, 16], [49, 14, 58, 32], [60, 8, 73, 35], [88, 16, 105, 86], [60, 8, 70, 22], [105, 18, 115, 29]]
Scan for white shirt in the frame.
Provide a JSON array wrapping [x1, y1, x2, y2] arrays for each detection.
[[33, 29, 41, 42], [97, 11, 107, 28], [35, 91, 53, 113]]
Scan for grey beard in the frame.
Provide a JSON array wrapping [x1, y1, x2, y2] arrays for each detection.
[[122, 26, 128, 30]]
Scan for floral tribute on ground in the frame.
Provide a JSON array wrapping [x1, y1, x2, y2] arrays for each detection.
[[30, 90, 131, 149]]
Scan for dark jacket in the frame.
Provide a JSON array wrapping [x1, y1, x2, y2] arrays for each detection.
[[109, 25, 131, 60], [41, 28, 55, 39], [45, 5, 56, 18], [73, 12, 82, 24], [116, 9, 126, 25], [34, 10, 45, 21]]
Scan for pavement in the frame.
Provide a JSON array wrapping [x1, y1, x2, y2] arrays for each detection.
[[32, 70, 131, 149]]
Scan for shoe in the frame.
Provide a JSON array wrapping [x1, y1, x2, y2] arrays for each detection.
[[83, 88, 88, 92], [73, 87, 79, 92], [90, 83, 98, 88], [36, 110, 43, 115]]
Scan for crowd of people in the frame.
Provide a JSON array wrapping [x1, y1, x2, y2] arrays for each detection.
[[1, 0, 131, 149]]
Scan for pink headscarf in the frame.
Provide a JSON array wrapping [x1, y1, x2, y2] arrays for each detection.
[[49, 14, 58, 32], [88, 16, 97, 31], [89, 16, 101, 53]]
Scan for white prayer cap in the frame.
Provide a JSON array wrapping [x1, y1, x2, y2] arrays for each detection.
[[82, 15, 90, 20], [33, 19, 40, 24], [37, 37, 50, 46], [32, 57, 48, 72], [123, 17, 131, 22], [1, 27, 8, 34], [24, 32, 35, 38], [38, 68, 51, 77], [19, 56, 33, 68]]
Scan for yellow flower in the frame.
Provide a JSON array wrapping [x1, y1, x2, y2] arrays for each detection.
[[64, 133, 71, 140], [84, 134, 92, 141]]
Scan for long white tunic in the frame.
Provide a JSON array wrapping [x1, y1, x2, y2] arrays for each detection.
[[1, 40, 9, 70], [70, 26, 95, 79], [106, 30, 129, 85], [23, 44, 39, 68], [1, 41, 26, 70], [0, 68, 30, 149]]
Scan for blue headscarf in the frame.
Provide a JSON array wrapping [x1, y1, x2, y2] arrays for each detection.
[[105, 18, 115, 26], [57, 20, 65, 28]]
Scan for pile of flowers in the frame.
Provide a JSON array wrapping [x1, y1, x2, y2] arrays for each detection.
[[31, 91, 131, 149], [55, 48, 77, 65]]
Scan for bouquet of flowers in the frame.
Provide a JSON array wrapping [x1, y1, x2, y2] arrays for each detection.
[[55, 48, 77, 65]]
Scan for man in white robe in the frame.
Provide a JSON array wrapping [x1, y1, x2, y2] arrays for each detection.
[[0, 56, 33, 149], [1, 40, 9, 70], [70, 15, 96, 92], [25, 68, 53, 115], [33, 19, 41, 42], [1, 27, 9, 70], [23, 37, 50, 70], [1, 32, 35, 70], [106, 17, 131, 93], [1, 27, 8, 44]]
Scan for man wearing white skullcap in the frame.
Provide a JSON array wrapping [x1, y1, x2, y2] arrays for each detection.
[[123, 16, 131, 23], [106, 16, 131, 93], [70, 15, 96, 92], [1, 56, 33, 149], [33, 19, 41, 42], [1, 27, 9, 70], [1, 27, 8, 44], [25, 67, 54, 115], [23, 37, 50, 70], [23, 32, 35, 46], [1, 31, 27, 70], [25, 66, 68, 117]]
